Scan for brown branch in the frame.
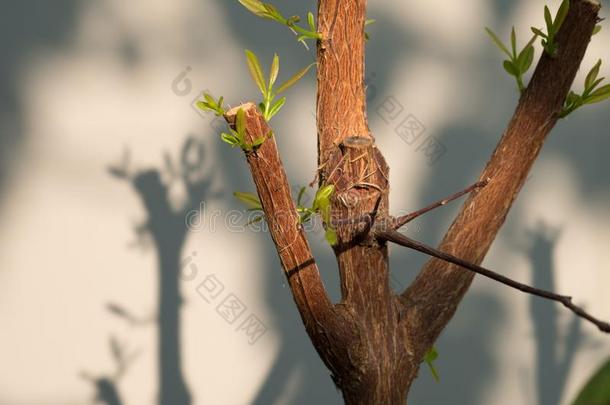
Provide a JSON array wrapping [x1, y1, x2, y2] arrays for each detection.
[[393, 179, 489, 229], [223, 104, 337, 337], [379, 230, 610, 333], [401, 0, 602, 349]]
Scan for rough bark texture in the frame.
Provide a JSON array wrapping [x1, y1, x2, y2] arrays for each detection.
[[402, 0, 601, 353], [221, 0, 602, 403]]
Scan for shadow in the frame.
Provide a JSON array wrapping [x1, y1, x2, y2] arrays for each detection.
[[0, 0, 82, 206], [81, 335, 138, 405], [107, 135, 217, 405], [524, 224, 583, 405]]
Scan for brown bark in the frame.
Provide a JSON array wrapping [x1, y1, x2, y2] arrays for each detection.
[[221, 0, 602, 403], [401, 0, 601, 354]]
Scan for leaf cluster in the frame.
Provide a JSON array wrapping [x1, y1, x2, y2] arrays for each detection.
[[486, 27, 537, 94], [531, 0, 569, 57], [197, 93, 225, 116], [245, 50, 314, 121], [221, 108, 271, 151], [238, 0, 321, 47], [296, 185, 337, 246], [561, 59, 610, 117]]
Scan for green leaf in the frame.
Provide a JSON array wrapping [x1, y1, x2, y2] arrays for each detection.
[[245, 49, 267, 96], [262, 3, 282, 21], [584, 84, 610, 104], [221, 133, 240, 146], [276, 63, 315, 94], [424, 347, 440, 383], [554, 0, 570, 33], [267, 96, 286, 120], [238, 0, 267, 17], [315, 184, 335, 204], [308, 12, 316, 31], [585, 59, 602, 91], [593, 25, 602, 36], [517, 45, 535, 73], [365, 18, 376, 26], [485, 27, 511, 58], [531, 27, 547, 38], [571, 359, 610, 405], [234, 191, 263, 210], [544, 6, 554, 35], [324, 228, 338, 246], [269, 53, 280, 89], [510, 27, 517, 59], [252, 130, 272, 147], [503, 60, 519, 77], [236, 108, 247, 137], [297, 186, 307, 206]]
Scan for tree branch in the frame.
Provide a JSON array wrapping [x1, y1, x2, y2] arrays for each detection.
[[223, 104, 337, 336], [401, 0, 602, 350], [378, 230, 610, 333], [393, 179, 489, 230]]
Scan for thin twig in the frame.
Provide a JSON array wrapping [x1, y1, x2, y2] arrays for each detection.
[[393, 179, 490, 230], [377, 230, 610, 333]]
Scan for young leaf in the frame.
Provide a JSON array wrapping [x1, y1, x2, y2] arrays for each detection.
[[238, 0, 267, 17], [267, 96, 286, 120], [503, 60, 519, 77], [308, 12, 316, 31], [276, 63, 315, 94], [236, 108, 247, 138], [510, 27, 517, 59], [365, 19, 377, 26], [325, 228, 338, 246], [554, 0, 570, 33], [531, 27, 547, 38], [234, 191, 263, 210], [315, 184, 335, 204], [424, 347, 440, 383], [593, 25, 602, 36], [544, 6, 554, 35], [269, 53, 280, 89], [485, 27, 511, 58], [245, 49, 267, 96], [297, 186, 307, 206], [517, 45, 535, 73], [584, 84, 610, 104], [221, 133, 240, 146], [585, 59, 602, 91]]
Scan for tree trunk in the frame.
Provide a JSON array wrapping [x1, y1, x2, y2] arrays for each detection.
[[223, 0, 602, 402]]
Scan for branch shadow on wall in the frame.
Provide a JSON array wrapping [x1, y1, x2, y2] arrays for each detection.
[[83, 135, 217, 405]]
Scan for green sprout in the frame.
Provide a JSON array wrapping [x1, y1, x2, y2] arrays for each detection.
[[485, 27, 537, 94], [295, 184, 337, 246], [560, 59, 610, 118], [424, 346, 440, 383], [245, 50, 315, 121], [220, 108, 271, 151], [531, 0, 569, 57], [365, 18, 376, 41], [196, 93, 225, 116], [238, 0, 321, 48]]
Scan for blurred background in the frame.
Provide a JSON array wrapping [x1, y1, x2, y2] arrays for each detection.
[[0, 0, 609, 404]]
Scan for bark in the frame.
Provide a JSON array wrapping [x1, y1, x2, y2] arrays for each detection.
[[222, 0, 602, 403]]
